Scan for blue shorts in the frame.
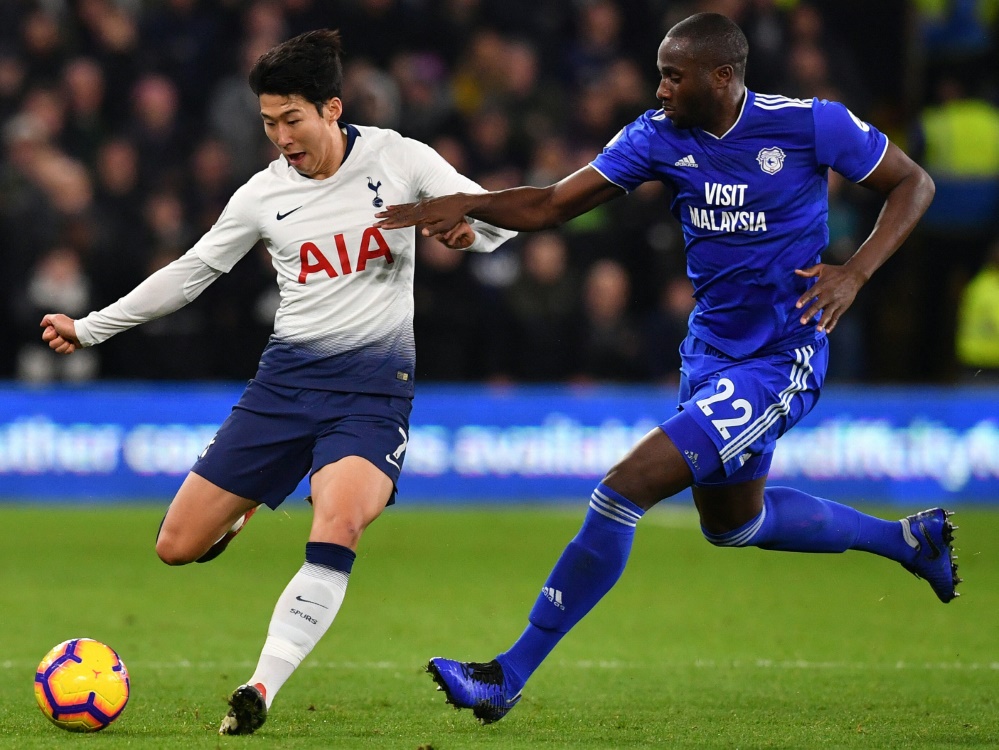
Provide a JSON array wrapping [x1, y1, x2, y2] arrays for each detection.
[[191, 380, 412, 509], [661, 335, 828, 486]]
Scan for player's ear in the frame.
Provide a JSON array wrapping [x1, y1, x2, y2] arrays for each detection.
[[325, 97, 343, 124], [713, 64, 733, 89]]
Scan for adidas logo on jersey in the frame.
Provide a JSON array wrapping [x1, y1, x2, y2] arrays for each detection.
[[542, 586, 565, 610], [674, 154, 698, 168]]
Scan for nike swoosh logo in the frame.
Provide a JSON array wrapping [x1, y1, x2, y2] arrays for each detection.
[[919, 521, 941, 560], [276, 206, 303, 220], [295, 595, 329, 609]]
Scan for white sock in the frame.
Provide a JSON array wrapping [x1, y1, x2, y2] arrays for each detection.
[[247, 562, 349, 708]]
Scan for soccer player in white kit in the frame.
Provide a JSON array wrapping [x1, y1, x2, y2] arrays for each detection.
[[40, 29, 515, 735]]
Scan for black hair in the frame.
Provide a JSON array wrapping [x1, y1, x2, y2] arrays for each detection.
[[667, 13, 748, 79], [248, 29, 344, 115]]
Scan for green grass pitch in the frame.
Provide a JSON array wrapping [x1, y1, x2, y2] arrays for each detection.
[[0, 503, 996, 749]]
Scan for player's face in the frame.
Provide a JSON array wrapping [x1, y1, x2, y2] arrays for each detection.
[[259, 93, 340, 177], [655, 38, 715, 129]]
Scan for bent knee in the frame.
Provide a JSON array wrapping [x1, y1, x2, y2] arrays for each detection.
[[699, 515, 766, 548], [311, 513, 369, 548], [701, 528, 745, 547], [155, 534, 199, 566], [330, 517, 365, 547]]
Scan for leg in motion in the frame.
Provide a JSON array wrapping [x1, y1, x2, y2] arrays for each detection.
[[155, 472, 258, 566], [219, 457, 393, 735], [427, 428, 692, 724], [694, 482, 960, 602], [195, 505, 259, 563]]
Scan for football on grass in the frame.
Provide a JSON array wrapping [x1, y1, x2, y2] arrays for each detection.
[[34, 638, 130, 732]]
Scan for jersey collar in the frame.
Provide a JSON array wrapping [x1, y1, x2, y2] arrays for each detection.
[[341, 122, 359, 164], [702, 89, 752, 140]]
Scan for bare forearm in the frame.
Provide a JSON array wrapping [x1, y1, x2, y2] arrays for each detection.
[[848, 169, 935, 282], [458, 186, 569, 232]]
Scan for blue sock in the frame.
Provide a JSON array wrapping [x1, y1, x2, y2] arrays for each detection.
[[496, 483, 644, 695], [702, 486, 909, 560]]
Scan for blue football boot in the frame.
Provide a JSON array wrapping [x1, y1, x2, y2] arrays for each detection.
[[900, 508, 961, 603], [426, 658, 521, 724]]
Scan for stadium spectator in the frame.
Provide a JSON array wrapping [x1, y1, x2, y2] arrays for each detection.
[[342, 58, 401, 130], [955, 238, 999, 382], [129, 74, 192, 190], [913, 74, 999, 247], [412, 236, 486, 380], [644, 274, 695, 384], [61, 57, 109, 169], [496, 39, 566, 144], [497, 232, 579, 382], [563, 0, 627, 86], [15, 246, 98, 383], [450, 28, 508, 117], [783, 3, 870, 113], [0, 51, 26, 122], [90, 137, 147, 298], [186, 136, 239, 235], [72, 0, 140, 127], [20, 8, 65, 86], [139, 0, 227, 114], [574, 259, 645, 382], [208, 35, 278, 182], [388, 51, 454, 144], [911, 73, 999, 377]]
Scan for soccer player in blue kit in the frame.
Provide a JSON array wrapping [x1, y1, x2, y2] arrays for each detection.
[[376, 12, 951, 724]]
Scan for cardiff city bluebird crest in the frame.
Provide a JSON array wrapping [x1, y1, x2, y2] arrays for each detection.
[[756, 147, 786, 175], [367, 177, 383, 207]]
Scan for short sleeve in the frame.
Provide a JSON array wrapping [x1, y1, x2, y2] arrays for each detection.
[[191, 181, 262, 273], [813, 99, 889, 183], [590, 112, 658, 192]]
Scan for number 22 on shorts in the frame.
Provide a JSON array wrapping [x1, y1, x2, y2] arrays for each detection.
[[695, 378, 753, 439]]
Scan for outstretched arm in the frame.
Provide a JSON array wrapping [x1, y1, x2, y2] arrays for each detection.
[[375, 166, 625, 236], [40, 249, 224, 354], [795, 142, 935, 333]]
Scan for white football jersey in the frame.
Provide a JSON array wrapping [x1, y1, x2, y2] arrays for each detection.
[[187, 124, 514, 396]]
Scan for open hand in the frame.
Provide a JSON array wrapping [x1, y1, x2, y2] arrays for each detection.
[[40, 313, 81, 355], [794, 264, 867, 334], [375, 194, 472, 237]]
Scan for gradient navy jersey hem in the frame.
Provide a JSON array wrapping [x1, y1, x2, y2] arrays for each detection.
[[253, 337, 416, 397]]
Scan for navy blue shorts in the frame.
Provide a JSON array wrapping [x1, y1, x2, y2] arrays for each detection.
[[191, 380, 412, 509], [661, 335, 828, 485]]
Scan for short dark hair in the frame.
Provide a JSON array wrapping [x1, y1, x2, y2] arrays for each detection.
[[667, 13, 748, 79], [248, 29, 344, 115]]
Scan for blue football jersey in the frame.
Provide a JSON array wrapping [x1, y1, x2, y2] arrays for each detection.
[[591, 90, 888, 358]]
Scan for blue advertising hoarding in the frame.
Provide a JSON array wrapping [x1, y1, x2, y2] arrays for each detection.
[[0, 383, 997, 504]]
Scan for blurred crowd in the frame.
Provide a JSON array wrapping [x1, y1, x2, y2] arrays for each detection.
[[2, 0, 998, 385]]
